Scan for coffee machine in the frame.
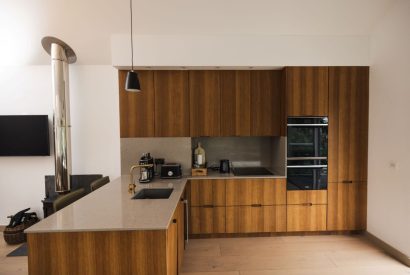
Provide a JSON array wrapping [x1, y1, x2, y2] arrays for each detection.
[[139, 153, 155, 183]]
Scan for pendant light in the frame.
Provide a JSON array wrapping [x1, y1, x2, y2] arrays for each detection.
[[125, 0, 141, 92]]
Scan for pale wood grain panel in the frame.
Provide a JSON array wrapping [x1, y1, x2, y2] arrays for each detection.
[[188, 179, 226, 206], [287, 205, 327, 232], [287, 190, 328, 205], [190, 207, 226, 234]]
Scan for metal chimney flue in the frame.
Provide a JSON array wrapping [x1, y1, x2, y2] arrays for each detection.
[[41, 36, 77, 193]]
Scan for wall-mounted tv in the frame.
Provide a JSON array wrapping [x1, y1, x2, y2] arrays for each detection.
[[0, 115, 50, 156]]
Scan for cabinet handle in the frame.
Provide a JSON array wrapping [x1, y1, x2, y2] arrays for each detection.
[[302, 203, 313, 206], [173, 219, 177, 224], [203, 205, 214, 208], [251, 204, 262, 207], [342, 180, 353, 184]]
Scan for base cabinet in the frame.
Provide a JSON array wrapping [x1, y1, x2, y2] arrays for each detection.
[[190, 206, 226, 234], [226, 205, 286, 233], [287, 204, 327, 232], [327, 182, 367, 230]]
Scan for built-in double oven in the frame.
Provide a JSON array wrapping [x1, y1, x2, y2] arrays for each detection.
[[287, 117, 328, 190]]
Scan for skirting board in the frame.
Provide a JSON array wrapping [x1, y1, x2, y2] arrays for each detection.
[[365, 231, 410, 267]]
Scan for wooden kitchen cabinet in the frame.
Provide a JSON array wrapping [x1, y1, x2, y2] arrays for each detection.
[[226, 205, 286, 233], [177, 200, 185, 271], [328, 66, 369, 183], [287, 190, 328, 205], [220, 71, 251, 136], [250, 70, 283, 136], [154, 71, 190, 137], [190, 206, 226, 234], [188, 179, 226, 206], [167, 210, 178, 275], [286, 67, 329, 116], [225, 178, 286, 206], [287, 204, 327, 232], [327, 182, 367, 231], [189, 71, 221, 136], [119, 70, 155, 137]]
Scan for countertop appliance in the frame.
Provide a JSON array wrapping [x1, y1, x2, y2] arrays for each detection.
[[287, 117, 328, 190], [219, 160, 230, 173], [139, 153, 155, 183], [161, 163, 182, 179], [233, 167, 274, 176]]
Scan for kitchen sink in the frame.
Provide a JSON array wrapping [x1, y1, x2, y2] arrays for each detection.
[[131, 188, 173, 200]]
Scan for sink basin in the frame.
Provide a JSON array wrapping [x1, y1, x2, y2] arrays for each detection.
[[131, 188, 173, 200]]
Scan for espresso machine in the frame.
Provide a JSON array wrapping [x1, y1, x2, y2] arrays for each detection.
[[138, 153, 155, 183]]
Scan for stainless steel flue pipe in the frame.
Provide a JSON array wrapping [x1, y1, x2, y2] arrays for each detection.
[[42, 37, 77, 193]]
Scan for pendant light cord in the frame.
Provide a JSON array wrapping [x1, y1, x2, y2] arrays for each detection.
[[129, 0, 134, 71]]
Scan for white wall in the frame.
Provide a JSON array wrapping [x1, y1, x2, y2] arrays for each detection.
[[0, 66, 120, 225], [368, 0, 410, 257]]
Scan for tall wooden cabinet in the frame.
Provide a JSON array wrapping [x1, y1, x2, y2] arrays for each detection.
[[119, 70, 155, 137], [220, 71, 251, 136], [286, 67, 329, 116], [154, 71, 190, 137], [327, 66, 369, 231], [189, 71, 221, 136]]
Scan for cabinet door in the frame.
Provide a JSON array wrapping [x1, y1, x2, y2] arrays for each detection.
[[189, 206, 225, 234], [328, 67, 369, 183], [286, 67, 329, 116], [327, 182, 367, 230], [225, 179, 286, 206], [220, 71, 251, 136], [287, 190, 328, 205], [189, 71, 220, 136], [119, 70, 155, 137], [226, 205, 286, 233], [166, 210, 178, 275], [154, 71, 190, 137], [250, 70, 282, 136], [177, 201, 185, 271], [188, 179, 225, 206], [287, 204, 327, 232]]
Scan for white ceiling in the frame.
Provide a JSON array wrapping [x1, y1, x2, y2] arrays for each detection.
[[0, 0, 397, 65]]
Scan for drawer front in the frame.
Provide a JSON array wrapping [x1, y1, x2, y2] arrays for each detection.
[[226, 205, 286, 233], [287, 190, 327, 205], [189, 206, 225, 234], [287, 204, 327, 232], [189, 179, 226, 206], [226, 179, 286, 206]]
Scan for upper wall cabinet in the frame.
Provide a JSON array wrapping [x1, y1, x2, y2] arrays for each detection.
[[220, 71, 251, 136], [250, 70, 283, 136], [154, 71, 190, 137], [328, 66, 369, 183], [119, 70, 155, 137], [286, 67, 329, 116], [189, 71, 221, 137]]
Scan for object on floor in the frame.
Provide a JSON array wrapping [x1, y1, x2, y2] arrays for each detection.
[[7, 242, 28, 257], [4, 209, 39, 245]]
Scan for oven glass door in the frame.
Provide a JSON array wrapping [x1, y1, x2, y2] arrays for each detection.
[[287, 162, 328, 190], [287, 117, 328, 158]]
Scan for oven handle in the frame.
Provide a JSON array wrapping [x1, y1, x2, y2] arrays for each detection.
[[287, 165, 328, 168], [287, 157, 328, 160], [287, 124, 328, 126]]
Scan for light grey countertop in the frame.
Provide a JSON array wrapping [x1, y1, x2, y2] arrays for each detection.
[[26, 176, 187, 233]]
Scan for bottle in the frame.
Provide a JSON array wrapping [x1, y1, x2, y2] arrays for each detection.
[[194, 142, 206, 168]]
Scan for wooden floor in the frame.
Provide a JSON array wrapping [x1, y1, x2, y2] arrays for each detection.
[[1, 232, 409, 275]]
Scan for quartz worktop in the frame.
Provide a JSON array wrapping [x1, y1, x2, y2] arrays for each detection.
[[26, 176, 187, 233]]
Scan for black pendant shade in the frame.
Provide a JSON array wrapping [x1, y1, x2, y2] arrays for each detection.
[[125, 71, 141, 92]]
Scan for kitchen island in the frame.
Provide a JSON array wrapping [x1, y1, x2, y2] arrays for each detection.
[[26, 176, 187, 275]]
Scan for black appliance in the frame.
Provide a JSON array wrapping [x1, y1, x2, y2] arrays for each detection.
[[233, 167, 274, 176], [287, 117, 328, 190], [161, 163, 182, 179], [219, 159, 230, 174], [0, 115, 50, 156], [139, 153, 155, 183]]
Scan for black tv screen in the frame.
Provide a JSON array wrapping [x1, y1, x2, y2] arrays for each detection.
[[0, 115, 50, 156]]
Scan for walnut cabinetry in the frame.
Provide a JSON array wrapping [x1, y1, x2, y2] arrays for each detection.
[[287, 190, 328, 232], [286, 67, 329, 116]]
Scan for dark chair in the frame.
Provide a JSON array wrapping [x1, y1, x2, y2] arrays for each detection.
[[90, 176, 110, 192], [53, 188, 86, 212]]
